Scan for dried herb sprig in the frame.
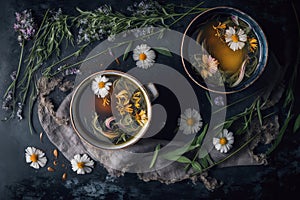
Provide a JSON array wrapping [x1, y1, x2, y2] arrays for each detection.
[[3, 9, 36, 119], [4, 1, 206, 131], [42, 1, 206, 77], [18, 8, 73, 103]]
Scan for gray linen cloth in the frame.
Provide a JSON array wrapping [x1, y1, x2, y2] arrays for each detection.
[[37, 75, 280, 189]]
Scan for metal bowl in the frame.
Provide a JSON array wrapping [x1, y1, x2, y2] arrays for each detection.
[[181, 7, 268, 94], [70, 70, 157, 150]]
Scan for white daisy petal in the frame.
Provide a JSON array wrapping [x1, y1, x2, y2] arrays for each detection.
[[25, 154, 31, 163], [84, 167, 92, 174], [77, 168, 85, 175], [238, 42, 245, 49], [226, 144, 232, 149], [223, 129, 229, 135], [215, 143, 222, 151], [101, 76, 109, 83], [85, 161, 94, 167], [147, 50, 156, 59], [25, 147, 33, 155], [184, 108, 192, 118], [222, 146, 228, 153], [213, 138, 220, 146], [81, 154, 89, 161], [72, 165, 79, 172], [30, 162, 39, 169]]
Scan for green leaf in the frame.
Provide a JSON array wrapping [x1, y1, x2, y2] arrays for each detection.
[[176, 156, 192, 164], [257, 99, 263, 126], [191, 161, 202, 172], [205, 154, 214, 165], [162, 144, 198, 161], [161, 7, 169, 16], [123, 41, 132, 61], [199, 157, 209, 168], [149, 144, 160, 169], [153, 47, 172, 57], [293, 114, 300, 133], [196, 124, 208, 145], [157, 29, 165, 39], [205, 92, 213, 106]]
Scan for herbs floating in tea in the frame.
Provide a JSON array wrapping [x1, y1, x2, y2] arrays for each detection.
[[90, 75, 148, 145], [192, 15, 260, 87]]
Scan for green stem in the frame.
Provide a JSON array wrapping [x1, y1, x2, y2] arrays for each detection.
[[49, 29, 165, 77], [42, 51, 78, 75], [17, 10, 49, 90], [3, 41, 24, 99], [28, 81, 37, 135], [168, 2, 205, 27], [212, 88, 264, 115], [21, 70, 32, 104], [191, 132, 259, 176]]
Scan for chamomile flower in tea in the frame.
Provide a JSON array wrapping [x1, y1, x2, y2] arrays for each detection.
[[81, 73, 149, 146], [193, 14, 260, 88], [200, 54, 219, 79], [91, 75, 112, 98], [225, 27, 247, 51]]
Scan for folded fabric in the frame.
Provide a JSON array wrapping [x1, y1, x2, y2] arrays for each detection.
[[37, 76, 280, 190]]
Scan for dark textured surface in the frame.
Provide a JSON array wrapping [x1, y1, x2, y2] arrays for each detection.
[[0, 0, 299, 199]]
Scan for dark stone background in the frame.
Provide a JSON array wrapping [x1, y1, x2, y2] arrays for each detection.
[[0, 0, 299, 199]]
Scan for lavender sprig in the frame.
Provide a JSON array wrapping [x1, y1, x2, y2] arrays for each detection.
[[75, 1, 171, 45], [14, 10, 36, 46]]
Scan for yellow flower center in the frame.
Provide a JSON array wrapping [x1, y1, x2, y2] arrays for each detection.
[[77, 162, 85, 169], [186, 118, 195, 126], [231, 34, 239, 43], [98, 81, 105, 88], [30, 154, 38, 163], [139, 53, 147, 61], [219, 137, 228, 145]]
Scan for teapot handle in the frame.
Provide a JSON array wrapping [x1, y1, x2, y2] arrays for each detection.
[[144, 83, 159, 102]]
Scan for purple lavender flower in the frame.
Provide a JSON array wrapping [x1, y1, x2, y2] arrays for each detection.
[[214, 96, 225, 106], [14, 10, 36, 45], [64, 68, 81, 76]]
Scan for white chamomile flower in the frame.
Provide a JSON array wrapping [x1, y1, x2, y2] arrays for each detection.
[[200, 54, 219, 79], [225, 27, 247, 51], [133, 44, 156, 69], [91, 75, 112, 98], [178, 108, 203, 135], [25, 147, 47, 169], [213, 129, 234, 153], [71, 154, 94, 175], [202, 54, 219, 74]]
